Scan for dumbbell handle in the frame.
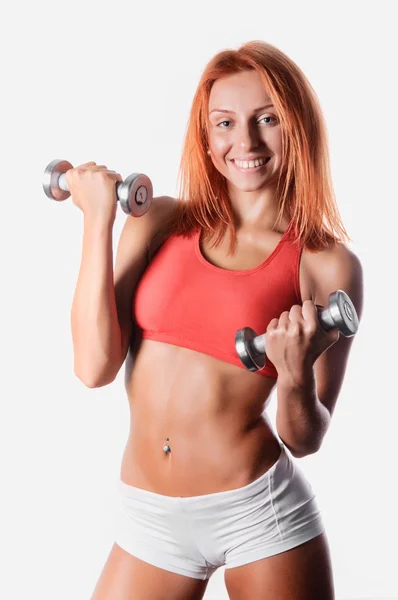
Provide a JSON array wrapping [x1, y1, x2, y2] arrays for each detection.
[[57, 173, 127, 204], [251, 305, 341, 355]]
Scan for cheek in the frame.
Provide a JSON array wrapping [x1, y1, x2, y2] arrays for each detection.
[[211, 140, 232, 163], [210, 135, 229, 151]]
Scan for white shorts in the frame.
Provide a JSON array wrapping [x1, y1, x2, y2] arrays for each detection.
[[114, 441, 325, 580]]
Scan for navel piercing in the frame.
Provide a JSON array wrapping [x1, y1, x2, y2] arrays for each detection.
[[163, 437, 171, 454]]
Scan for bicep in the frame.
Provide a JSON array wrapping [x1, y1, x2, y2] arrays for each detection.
[[312, 247, 364, 417], [114, 195, 176, 362]]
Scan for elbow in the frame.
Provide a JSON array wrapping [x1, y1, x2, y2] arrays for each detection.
[[89, 377, 115, 388], [73, 352, 126, 389], [290, 444, 319, 459], [280, 436, 321, 459], [74, 367, 117, 389]]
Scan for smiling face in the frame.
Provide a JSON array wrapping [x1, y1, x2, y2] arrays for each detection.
[[207, 70, 284, 222]]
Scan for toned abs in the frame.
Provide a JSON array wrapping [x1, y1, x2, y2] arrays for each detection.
[[119, 226, 315, 497]]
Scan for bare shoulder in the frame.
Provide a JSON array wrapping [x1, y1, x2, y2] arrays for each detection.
[[308, 241, 362, 279], [148, 194, 177, 220], [306, 241, 364, 319], [148, 195, 180, 260]]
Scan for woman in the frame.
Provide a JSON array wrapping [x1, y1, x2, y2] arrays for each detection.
[[70, 41, 363, 599]]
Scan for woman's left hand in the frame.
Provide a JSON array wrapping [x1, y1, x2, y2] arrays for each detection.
[[264, 300, 340, 382]]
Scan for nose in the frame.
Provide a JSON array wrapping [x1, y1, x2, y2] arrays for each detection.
[[236, 123, 262, 153]]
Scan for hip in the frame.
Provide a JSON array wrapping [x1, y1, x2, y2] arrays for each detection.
[[115, 438, 324, 580]]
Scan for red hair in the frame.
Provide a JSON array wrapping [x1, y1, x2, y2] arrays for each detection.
[[164, 40, 351, 254]]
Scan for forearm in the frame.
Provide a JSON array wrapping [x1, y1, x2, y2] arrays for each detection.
[[276, 367, 330, 457], [71, 218, 122, 386]]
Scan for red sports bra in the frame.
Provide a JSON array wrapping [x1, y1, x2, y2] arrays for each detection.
[[133, 221, 303, 378]]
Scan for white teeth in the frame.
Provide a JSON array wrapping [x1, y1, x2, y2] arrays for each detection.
[[234, 157, 268, 169]]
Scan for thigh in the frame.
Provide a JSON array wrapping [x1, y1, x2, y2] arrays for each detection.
[[224, 532, 334, 600], [90, 542, 210, 600]]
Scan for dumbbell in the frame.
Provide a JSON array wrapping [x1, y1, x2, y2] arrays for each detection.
[[42, 159, 153, 217], [235, 289, 359, 372]]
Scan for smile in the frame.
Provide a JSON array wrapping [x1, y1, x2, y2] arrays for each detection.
[[231, 157, 271, 173]]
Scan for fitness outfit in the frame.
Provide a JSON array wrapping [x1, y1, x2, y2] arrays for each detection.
[[114, 221, 325, 579], [133, 219, 303, 379], [115, 440, 325, 580]]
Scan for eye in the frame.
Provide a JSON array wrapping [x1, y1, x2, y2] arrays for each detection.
[[217, 116, 276, 128]]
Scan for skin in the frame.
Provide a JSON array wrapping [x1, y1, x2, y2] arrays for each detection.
[[207, 70, 284, 231], [92, 70, 335, 599], [121, 70, 315, 496]]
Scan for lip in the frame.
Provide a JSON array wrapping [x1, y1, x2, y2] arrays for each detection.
[[231, 157, 271, 173]]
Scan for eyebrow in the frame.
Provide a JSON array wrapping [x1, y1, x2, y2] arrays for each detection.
[[209, 103, 274, 115]]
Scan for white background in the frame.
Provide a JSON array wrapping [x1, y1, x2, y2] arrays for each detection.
[[1, 1, 397, 599]]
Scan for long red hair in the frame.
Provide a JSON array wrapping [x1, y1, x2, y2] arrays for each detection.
[[164, 40, 351, 254]]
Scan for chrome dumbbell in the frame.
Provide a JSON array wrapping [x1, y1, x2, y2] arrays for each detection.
[[42, 159, 153, 217], [235, 289, 359, 372]]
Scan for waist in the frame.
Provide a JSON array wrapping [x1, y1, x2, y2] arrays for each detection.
[[120, 416, 282, 496]]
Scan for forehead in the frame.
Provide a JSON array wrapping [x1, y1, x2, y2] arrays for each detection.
[[208, 70, 272, 108]]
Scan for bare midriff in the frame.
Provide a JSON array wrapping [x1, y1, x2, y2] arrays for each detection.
[[119, 224, 314, 497], [119, 337, 282, 497]]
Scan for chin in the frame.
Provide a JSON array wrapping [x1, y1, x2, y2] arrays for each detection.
[[229, 180, 269, 193]]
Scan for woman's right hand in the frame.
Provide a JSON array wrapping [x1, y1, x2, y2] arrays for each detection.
[[65, 161, 123, 224]]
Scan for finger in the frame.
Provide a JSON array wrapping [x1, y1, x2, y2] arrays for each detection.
[[288, 304, 304, 323], [78, 163, 113, 172], [266, 317, 279, 331], [107, 171, 123, 181], [301, 300, 319, 319], [278, 311, 290, 328], [81, 163, 108, 171], [90, 167, 123, 180], [75, 162, 98, 171], [301, 300, 321, 332]]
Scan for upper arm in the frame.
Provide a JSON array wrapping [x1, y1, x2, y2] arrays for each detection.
[[113, 195, 177, 365], [311, 244, 364, 418]]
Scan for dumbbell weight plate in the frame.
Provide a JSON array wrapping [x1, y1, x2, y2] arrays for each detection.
[[235, 327, 266, 372], [118, 172, 153, 217], [43, 159, 73, 202], [327, 290, 358, 337]]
